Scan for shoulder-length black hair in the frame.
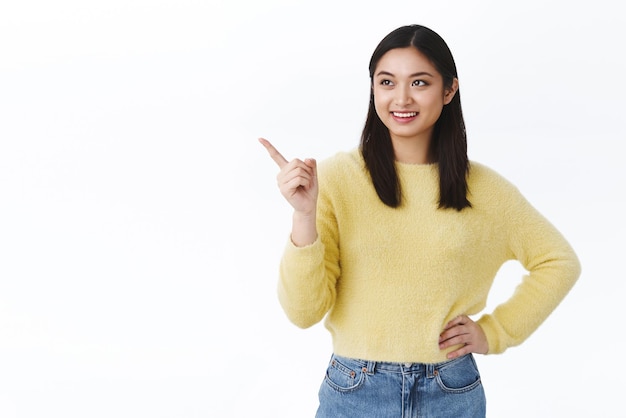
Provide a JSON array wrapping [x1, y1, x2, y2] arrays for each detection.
[[360, 24, 471, 211]]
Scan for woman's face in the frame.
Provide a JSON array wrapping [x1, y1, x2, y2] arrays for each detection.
[[373, 47, 457, 150]]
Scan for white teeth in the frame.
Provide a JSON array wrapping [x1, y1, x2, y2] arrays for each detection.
[[393, 112, 417, 118]]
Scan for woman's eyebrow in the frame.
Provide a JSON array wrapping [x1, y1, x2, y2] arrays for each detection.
[[375, 70, 434, 78]]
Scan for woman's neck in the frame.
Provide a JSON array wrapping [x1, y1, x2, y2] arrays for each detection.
[[391, 136, 434, 164]]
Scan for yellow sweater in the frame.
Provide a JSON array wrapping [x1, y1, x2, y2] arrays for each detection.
[[278, 149, 581, 363]]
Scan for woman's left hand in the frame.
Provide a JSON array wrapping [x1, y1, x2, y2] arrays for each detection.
[[439, 315, 489, 359]]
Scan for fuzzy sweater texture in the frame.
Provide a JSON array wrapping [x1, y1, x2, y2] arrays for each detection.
[[278, 149, 581, 363]]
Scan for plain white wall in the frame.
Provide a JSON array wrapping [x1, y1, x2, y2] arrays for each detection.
[[0, 0, 623, 416]]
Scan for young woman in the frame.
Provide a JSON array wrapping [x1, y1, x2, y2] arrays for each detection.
[[259, 24, 580, 418]]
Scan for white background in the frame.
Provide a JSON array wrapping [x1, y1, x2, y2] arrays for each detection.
[[0, 0, 624, 416]]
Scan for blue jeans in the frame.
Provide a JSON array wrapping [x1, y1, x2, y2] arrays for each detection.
[[316, 353, 486, 418]]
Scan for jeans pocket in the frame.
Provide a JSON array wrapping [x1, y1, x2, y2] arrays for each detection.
[[435, 354, 482, 394], [323, 355, 366, 393]]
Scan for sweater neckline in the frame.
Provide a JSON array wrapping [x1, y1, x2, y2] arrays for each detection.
[[395, 160, 438, 170]]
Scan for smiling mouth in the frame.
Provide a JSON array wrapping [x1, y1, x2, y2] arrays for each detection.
[[392, 112, 418, 118]]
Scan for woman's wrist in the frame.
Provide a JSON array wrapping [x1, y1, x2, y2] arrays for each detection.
[[291, 210, 317, 247]]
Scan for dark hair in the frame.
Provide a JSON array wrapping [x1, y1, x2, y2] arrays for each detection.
[[360, 24, 471, 211]]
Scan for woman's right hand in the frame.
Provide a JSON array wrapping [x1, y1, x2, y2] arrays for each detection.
[[258, 138, 318, 215]]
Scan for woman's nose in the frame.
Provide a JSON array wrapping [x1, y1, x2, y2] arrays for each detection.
[[395, 85, 413, 106]]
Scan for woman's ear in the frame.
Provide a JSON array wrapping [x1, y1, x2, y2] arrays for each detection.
[[443, 78, 459, 105]]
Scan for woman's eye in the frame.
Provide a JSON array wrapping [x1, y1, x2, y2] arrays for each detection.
[[380, 79, 393, 86], [412, 80, 426, 87]]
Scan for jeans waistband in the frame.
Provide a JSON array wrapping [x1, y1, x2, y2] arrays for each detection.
[[332, 353, 469, 377]]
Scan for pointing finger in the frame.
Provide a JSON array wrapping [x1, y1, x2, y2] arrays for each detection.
[[258, 137, 288, 168]]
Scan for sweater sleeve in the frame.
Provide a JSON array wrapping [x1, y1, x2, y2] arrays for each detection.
[[277, 164, 341, 329], [477, 185, 581, 354]]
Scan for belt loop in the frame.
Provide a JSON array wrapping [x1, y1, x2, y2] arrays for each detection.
[[365, 360, 376, 375], [426, 363, 435, 378]]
